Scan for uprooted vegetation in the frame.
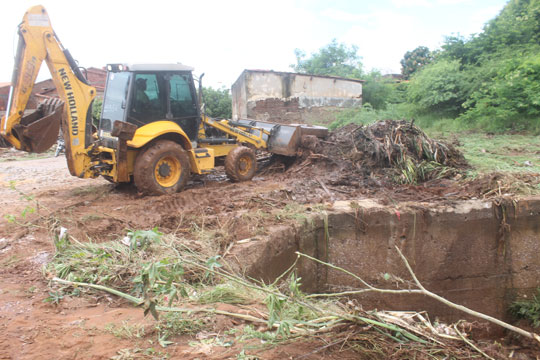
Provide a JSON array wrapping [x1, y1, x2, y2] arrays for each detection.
[[267, 120, 468, 186], [45, 227, 522, 359], [319, 120, 467, 184], [262, 120, 540, 203]]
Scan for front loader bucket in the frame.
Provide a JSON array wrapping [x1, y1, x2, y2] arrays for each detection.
[[12, 98, 64, 153], [234, 119, 328, 156]]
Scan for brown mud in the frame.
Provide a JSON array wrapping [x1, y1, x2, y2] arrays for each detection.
[[0, 122, 539, 359]]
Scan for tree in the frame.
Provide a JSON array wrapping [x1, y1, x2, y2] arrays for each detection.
[[361, 71, 395, 110], [440, 35, 479, 66], [292, 40, 397, 110], [400, 46, 433, 80], [292, 39, 363, 79], [475, 0, 540, 55], [407, 60, 469, 117], [92, 97, 103, 127], [461, 53, 540, 130], [202, 87, 232, 119]]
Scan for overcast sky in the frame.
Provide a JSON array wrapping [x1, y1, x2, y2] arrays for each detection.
[[0, 0, 507, 88]]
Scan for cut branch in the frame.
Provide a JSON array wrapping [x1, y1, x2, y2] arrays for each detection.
[[296, 248, 540, 344]]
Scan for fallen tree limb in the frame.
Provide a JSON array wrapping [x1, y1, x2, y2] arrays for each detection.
[[453, 323, 495, 360], [394, 246, 540, 343], [52, 277, 267, 325], [296, 248, 540, 344]]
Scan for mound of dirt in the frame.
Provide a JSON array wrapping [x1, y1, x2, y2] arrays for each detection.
[[265, 120, 468, 187], [257, 120, 540, 204]]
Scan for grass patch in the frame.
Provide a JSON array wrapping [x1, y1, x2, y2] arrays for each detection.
[[275, 203, 309, 222], [456, 133, 540, 174], [329, 103, 412, 130], [105, 321, 147, 339], [197, 283, 252, 305], [156, 312, 205, 337]]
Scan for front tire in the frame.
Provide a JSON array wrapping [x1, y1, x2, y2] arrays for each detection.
[[134, 140, 190, 195], [225, 146, 257, 182]]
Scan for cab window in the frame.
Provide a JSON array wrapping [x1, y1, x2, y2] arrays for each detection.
[[169, 74, 197, 118], [130, 73, 166, 125], [100, 71, 130, 132]]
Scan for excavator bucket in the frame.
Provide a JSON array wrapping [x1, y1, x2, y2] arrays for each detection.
[[234, 119, 328, 156], [12, 98, 64, 153]]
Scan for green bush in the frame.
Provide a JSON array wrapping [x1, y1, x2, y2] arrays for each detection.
[[92, 97, 103, 127], [202, 87, 232, 119], [400, 46, 433, 79], [510, 288, 540, 328], [362, 72, 395, 110], [407, 60, 470, 117], [461, 52, 540, 131], [329, 103, 412, 130]]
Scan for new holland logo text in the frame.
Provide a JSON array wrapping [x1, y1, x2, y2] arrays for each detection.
[[59, 68, 78, 136]]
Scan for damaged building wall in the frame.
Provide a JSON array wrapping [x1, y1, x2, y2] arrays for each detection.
[[232, 70, 363, 125]]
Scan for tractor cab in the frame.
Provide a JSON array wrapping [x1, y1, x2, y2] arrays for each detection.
[[98, 64, 200, 148]]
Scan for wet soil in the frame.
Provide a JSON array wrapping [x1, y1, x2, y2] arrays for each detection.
[[1, 120, 539, 359], [0, 154, 370, 359]]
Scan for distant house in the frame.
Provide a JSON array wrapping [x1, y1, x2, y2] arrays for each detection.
[[382, 73, 404, 81], [232, 69, 363, 125], [0, 67, 106, 111]]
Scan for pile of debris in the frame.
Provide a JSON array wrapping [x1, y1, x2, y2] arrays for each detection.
[[283, 120, 468, 186]]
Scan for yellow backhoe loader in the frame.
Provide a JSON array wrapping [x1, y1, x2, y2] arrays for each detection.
[[0, 6, 327, 195]]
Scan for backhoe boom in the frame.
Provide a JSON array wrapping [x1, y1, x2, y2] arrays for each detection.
[[0, 5, 96, 177]]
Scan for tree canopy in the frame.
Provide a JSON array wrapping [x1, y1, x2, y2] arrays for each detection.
[[202, 87, 232, 119], [407, 60, 470, 117], [292, 39, 363, 79], [405, 0, 540, 130], [292, 40, 395, 110], [400, 46, 433, 80]]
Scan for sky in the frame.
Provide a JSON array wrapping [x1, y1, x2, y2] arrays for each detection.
[[0, 0, 508, 89]]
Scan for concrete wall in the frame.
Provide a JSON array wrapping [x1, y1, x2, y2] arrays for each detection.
[[232, 197, 540, 326], [231, 70, 363, 125]]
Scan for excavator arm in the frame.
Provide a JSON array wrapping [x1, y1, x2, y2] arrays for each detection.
[[0, 5, 96, 177]]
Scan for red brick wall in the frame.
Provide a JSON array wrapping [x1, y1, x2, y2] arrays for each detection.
[[0, 67, 106, 110], [251, 98, 302, 124], [86, 67, 106, 94], [0, 91, 7, 111]]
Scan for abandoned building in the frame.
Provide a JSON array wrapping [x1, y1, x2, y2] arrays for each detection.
[[0, 67, 106, 111], [232, 69, 363, 125]]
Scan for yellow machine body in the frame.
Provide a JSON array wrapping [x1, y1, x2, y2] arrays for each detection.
[[0, 6, 327, 195]]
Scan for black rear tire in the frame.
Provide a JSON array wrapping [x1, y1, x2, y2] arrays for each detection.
[[225, 146, 257, 182], [134, 140, 190, 195]]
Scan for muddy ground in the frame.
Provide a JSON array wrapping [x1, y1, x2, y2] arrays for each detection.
[[1, 123, 539, 359]]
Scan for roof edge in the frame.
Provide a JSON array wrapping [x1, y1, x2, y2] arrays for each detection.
[[242, 69, 365, 83]]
